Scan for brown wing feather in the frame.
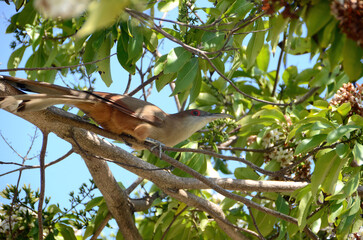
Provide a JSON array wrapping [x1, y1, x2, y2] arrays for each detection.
[[92, 92, 166, 127]]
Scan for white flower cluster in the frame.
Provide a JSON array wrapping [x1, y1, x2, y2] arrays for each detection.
[[262, 129, 294, 167], [0, 204, 36, 233]]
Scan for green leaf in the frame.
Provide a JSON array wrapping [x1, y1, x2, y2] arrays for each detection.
[[164, 47, 192, 74], [298, 189, 312, 230], [267, 14, 289, 52], [155, 73, 176, 92], [96, 34, 113, 87], [127, 24, 143, 64], [326, 125, 360, 144], [294, 134, 327, 155], [56, 223, 77, 240], [117, 24, 135, 74], [276, 195, 289, 215], [143, 28, 158, 52], [234, 167, 259, 180], [189, 71, 202, 103], [7, 45, 27, 76], [84, 32, 103, 75], [328, 203, 344, 223], [326, 168, 360, 200], [195, 92, 220, 106], [321, 154, 346, 194], [246, 18, 265, 69], [202, 31, 226, 51], [305, 1, 332, 37], [328, 27, 345, 71], [311, 150, 337, 197], [225, 0, 253, 18], [76, 0, 129, 37], [353, 143, 363, 166], [343, 38, 363, 81], [336, 102, 351, 116], [172, 58, 199, 95], [256, 44, 270, 72], [253, 107, 285, 123], [350, 115, 363, 127], [85, 196, 104, 211]]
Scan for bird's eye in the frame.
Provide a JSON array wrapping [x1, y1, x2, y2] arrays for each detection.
[[191, 110, 200, 116]]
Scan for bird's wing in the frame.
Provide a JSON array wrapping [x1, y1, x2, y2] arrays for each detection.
[[92, 92, 166, 127]]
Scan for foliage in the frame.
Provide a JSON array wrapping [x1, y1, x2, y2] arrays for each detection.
[[0, 181, 97, 239], [1, 0, 363, 239]]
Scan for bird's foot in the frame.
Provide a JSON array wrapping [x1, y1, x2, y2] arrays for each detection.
[[145, 138, 164, 158]]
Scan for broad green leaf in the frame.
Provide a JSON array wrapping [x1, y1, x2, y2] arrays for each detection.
[[6, 2, 37, 33], [164, 47, 192, 74], [7, 45, 27, 76], [256, 44, 270, 72], [225, 0, 253, 18], [189, 71, 202, 103], [195, 92, 220, 106], [127, 25, 143, 64], [202, 31, 226, 51], [343, 38, 363, 81], [326, 125, 360, 144], [321, 154, 346, 194], [311, 150, 336, 197], [276, 195, 289, 215], [267, 14, 289, 52], [117, 24, 135, 74], [328, 27, 345, 71], [56, 223, 77, 240], [305, 1, 332, 37], [154, 54, 167, 75], [298, 189, 312, 230], [253, 107, 285, 123], [350, 115, 363, 127], [155, 73, 176, 92], [326, 168, 360, 200], [328, 203, 344, 223], [143, 28, 158, 52], [85, 196, 104, 211], [96, 34, 113, 87], [234, 167, 259, 180], [352, 143, 363, 166], [294, 134, 327, 155], [76, 0, 129, 38], [84, 32, 103, 75], [337, 197, 361, 238], [336, 102, 351, 116], [172, 58, 199, 95], [246, 18, 265, 69]]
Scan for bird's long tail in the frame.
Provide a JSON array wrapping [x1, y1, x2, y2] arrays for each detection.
[[0, 75, 97, 113]]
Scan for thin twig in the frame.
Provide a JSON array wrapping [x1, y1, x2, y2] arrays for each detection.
[[0, 53, 117, 72], [272, 33, 286, 97], [38, 131, 48, 240], [0, 150, 73, 177], [161, 205, 188, 240], [248, 207, 265, 240], [128, 72, 162, 96]]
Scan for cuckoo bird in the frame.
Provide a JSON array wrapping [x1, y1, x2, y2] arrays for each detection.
[[0, 75, 232, 148]]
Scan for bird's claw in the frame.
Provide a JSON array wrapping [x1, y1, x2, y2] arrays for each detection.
[[145, 138, 164, 158]]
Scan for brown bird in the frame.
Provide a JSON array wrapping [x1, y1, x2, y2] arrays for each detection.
[[0, 75, 232, 148]]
